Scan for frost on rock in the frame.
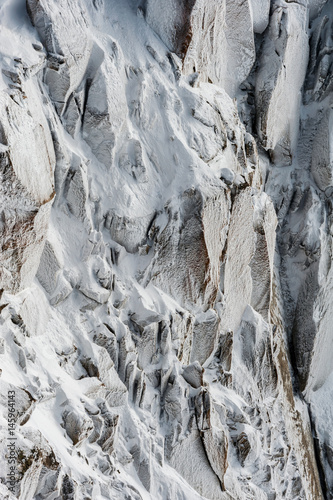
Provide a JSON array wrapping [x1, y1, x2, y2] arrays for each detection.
[[146, 0, 255, 96], [256, 3, 309, 165], [26, 0, 92, 114], [0, 0, 332, 499], [222, 189, 277, 332], [0, 80, 55, 292], [82, 54, 128, 168], [248, 0, 270, 34], [145, 185, 230, 311]]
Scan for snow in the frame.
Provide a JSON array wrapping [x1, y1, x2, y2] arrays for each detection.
[[0, 0, 331, 498]]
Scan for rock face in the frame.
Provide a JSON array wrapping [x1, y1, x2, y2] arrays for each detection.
[[0, 78, 55, 292], [0, 0, 332, 499], [26, 0, 92, 114], [255, 3, 309, 165], [146, 0, 256, 96], [146, 185, 230, 311]]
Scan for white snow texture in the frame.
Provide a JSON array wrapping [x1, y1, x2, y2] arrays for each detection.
[[0, 0, 332, 499]]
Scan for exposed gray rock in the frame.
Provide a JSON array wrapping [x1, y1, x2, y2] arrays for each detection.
[[147, 186, 229, 311], [195, 389, 228, 490], [62, 405, 94, 445], [0, 87, 55, 292], [36, 241, 61, 295], [236, 432, 251, 466], [191, 309, 219, 365], [311, 110, 333, 191], [182, 361, 203, 388], [109, 211, 154, 254], [223, 189, 277, 333]]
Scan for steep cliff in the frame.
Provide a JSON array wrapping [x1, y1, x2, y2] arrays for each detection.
[[0, 0, 332, 499]]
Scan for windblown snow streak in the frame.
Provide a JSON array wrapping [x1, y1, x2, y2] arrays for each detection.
[[0, 0, 332, 499]]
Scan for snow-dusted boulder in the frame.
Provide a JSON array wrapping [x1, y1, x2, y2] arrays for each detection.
[[108, 210, 154, 254], [182, 361, 203, 388], [169, 420, 227, 499], [183, 0, 255, 96], [305, 4, 333, 100], [233, 306, 278, 398], [62, 404, 94, 446], [195, 390, 228, 490]]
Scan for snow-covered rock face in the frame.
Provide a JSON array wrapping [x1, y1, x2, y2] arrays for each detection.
[[0, 0, 332, 499], [146, 0, 256, 97], [0, 70, 55, 292], [255, 4, 309, 165], [145, 185, 230, 312], [26, 0, 92, 115]]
